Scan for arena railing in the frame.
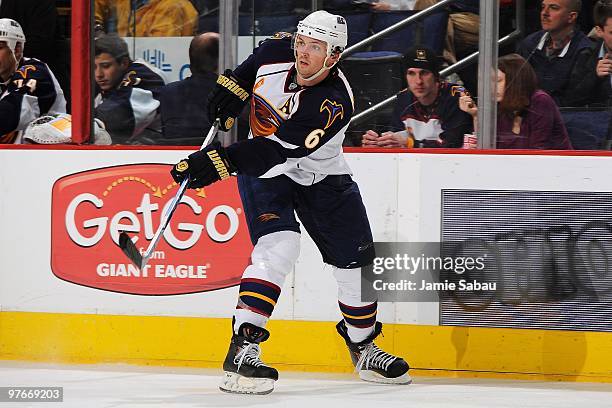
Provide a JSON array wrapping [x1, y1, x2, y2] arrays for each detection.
[[346, 0, 525, 131]]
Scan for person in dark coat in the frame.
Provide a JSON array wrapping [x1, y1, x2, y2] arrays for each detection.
[[517, 0, 595, 107], [157, 32, 219, 145]]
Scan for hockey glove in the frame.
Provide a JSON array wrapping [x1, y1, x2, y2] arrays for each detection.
[[207, 69, 250, 132], [170, 142, 237, 188]]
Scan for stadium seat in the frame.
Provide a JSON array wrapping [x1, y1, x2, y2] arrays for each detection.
[[339, 11, 372, 47], [342, 51, 405, 113], [239, 15, 254, 35], [255, 14, 299, 35], [561, 109, 612, 150], [198, 13, 219, 34], [199, 13, 298, 36], [370, 10, 448, 55]]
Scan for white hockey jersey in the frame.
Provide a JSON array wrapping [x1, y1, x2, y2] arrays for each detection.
[[226, 34, 354, 185], [0, 57, 66, 143]]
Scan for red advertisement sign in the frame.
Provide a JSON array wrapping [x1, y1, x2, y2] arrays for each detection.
[[51, 164, 252, 295]]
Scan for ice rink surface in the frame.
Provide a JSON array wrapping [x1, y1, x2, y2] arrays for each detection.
[[1, 362, 612, 408]]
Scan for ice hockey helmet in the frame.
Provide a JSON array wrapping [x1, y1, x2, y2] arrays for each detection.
[[0, 18, 26, 56], [296, 10, 348, 57]]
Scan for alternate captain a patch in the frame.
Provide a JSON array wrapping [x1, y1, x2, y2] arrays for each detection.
[[320, 99, 344, 130]]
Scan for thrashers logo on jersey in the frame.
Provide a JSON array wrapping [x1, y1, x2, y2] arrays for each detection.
[[257, 213, 280, 222], [16, 65, 36, 79], [250, 93, 284, 137], [121, 70, 142, 87], [320, 99, 344, 130], [450, 85, 467, 97]]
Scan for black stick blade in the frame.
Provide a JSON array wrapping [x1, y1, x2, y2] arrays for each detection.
[[119, 232, 143, 269]]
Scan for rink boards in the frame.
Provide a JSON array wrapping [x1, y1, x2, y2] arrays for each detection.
[[1, 147, 612, 381]]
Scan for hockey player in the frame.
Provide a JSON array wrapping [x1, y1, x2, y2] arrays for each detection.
[[94, 34, 166, 144], [170, 10, 410, 394], [0, 18, 66, 143]]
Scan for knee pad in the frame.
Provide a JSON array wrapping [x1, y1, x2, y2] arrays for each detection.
[[243, 230, 301, 287]]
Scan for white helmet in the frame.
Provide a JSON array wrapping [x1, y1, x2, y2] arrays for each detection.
[[0, 18, 26, 57], [296, 10, 348, 58], [23, 114, 112, 145]]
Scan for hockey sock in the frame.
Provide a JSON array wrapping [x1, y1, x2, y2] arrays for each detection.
[[338, 301, 377, 343], [234, 278, 281, 333], [232, 231, 300, 333]]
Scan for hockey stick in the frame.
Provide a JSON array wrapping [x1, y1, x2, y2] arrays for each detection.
[[118, 120, 220, 270]]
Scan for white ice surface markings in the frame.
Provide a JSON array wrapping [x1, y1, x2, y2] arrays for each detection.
[[0, 362, 611, 408]]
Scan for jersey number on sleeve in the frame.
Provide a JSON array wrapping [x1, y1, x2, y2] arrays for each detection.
[[305, 129, 324, 149], [13, 78, 38, 93]]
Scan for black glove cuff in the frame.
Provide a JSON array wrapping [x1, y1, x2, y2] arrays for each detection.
[[188, 142, 238, 178], [217, 69, 250, 103], [207, 70, 251, 130]]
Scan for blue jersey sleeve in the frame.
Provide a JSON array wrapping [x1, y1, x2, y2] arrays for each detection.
[[233, 33, 294, 89], [0, 59, 63, 136]]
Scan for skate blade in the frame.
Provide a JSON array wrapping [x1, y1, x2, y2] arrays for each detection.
[[219, 371, 275, 395], [359, 370, 412, 385]]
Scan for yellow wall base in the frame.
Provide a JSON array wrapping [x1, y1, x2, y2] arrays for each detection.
[[2, 311, 612, 382]]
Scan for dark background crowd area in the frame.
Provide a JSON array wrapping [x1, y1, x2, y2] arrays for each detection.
[[1, 1, 610, 148]]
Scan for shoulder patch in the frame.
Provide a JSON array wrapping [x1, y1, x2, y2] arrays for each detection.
[[450, 85, 467, 97], [319, 99, 344, 130], [120, 70, 142, 87], [270, 32, 293, 40], [16, 65, 37, 79]]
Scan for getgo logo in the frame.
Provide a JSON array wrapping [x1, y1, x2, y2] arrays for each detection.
[[51, 164, 252, 295]]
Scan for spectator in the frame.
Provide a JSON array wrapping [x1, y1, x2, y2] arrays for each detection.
[[0, 18, 66, 143], [392, 0, 479, 94], [95, 0, 198, 37], [459, 54, 573, 150], [370, 1, 417, 11], [156, 32, 219, 145], [94, 34, 166, 144], [361, 46, 473, 148], [239, 0, 310, 14], [323, 0, 418, 11], [444, 0, 479, 61], [322, 0, 368, 11], [517, 0, 595, 107], [577, 0, 612, 106], [0, 0, 69, 107]]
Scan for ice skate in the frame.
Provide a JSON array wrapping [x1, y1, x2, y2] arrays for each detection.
[[337, 320, 411, 385], [219, 322, 278, 395]]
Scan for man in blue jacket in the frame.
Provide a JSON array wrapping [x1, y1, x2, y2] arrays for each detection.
[[518, 0, 595, 107], [156, 32, 219, 145]]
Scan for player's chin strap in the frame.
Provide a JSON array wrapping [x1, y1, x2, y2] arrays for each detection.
[[9, 44, 22, 73], [294, 51, 339, 83]]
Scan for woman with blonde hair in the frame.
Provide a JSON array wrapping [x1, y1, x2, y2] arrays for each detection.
[[459, 53, 573, 149]]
